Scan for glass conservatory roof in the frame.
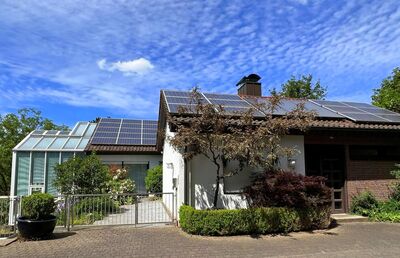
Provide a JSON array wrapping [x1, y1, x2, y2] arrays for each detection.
[[14, 122, 97, 151]]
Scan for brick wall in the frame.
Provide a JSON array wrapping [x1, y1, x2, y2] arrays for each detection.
[[346, 160, 397, 202]]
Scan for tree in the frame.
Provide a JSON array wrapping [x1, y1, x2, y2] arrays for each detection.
[[372, 67, 400, 113], [0, 108, 68, 195], [53, 153, 110, 195], [168, 89, 314, 208], [277, 74, 327, 99], [145, 165, 163, 193]]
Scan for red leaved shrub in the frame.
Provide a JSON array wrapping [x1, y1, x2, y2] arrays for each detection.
[[243, 170, 332, 209]]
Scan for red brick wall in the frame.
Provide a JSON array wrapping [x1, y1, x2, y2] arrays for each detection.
[[346, 160, 397, 202]]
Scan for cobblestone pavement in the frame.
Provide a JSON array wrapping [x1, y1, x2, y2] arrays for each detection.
[[1, 222, 400, 258]]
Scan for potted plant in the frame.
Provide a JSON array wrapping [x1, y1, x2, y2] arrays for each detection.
[[17, 193, 57, 239]]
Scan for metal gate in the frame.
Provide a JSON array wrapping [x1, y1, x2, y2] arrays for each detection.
[[65, 192, 176, 230], [2, 192, 176, 235]]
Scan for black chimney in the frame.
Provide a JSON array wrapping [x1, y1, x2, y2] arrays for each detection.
[[236, 74, 262, 96]]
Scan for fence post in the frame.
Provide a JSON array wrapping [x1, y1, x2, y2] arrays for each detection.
[[13, 197, 19, 234], [134, 195, 138, 225], [66, 195, 71, 232]]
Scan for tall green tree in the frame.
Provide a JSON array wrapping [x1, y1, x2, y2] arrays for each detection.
[[277, 74, 327, 99], [0, 108, 68, 195], [372, 67, 400, 113]]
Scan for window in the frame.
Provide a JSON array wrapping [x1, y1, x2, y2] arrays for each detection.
[[31, 152, 45, 185], [349, 145, 400, 161], [29, 186, 44, 195]]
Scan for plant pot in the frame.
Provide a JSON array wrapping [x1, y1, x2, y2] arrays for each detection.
[[17, 215, 57, 239]]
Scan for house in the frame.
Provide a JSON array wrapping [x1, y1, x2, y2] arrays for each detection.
[[10, 74, 400, 215], [10, 119, 162, 196], [159, 74, 400, 213]]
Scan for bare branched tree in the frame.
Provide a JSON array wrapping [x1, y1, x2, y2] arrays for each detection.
[[168, 88, 315, 208]]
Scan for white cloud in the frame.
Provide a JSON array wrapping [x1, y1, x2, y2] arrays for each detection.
[[97, 58, 154, 75]]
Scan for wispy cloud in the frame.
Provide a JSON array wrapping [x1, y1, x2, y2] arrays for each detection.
[[0, 0, 399, 123], [97, 58, 154, 75]]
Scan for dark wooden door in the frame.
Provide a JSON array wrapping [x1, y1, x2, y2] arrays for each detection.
[[305, 145, 346, 213]]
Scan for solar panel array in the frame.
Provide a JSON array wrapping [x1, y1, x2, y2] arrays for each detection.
[[312, 100, 400, 123], [91, 118, 158, 145], [162, 90, 400, 124]]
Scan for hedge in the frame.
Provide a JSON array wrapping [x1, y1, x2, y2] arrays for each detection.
[[179, 205, 331, 236]]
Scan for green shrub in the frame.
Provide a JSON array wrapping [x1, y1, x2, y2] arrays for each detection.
[[54, 153, 110, 195], [179, 205, 330, 236], [350, 191, 379, 216], [22, 193, 56, 220], [145, 165, 162, 193], [390, 164, 400, 201]]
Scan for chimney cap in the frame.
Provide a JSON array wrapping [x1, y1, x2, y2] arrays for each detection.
[[236, 73, 261, 86]]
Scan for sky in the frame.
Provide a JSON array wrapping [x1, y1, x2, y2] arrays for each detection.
[[1, 0, 400, 127]]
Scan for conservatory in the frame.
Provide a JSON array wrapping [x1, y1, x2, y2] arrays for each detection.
[[10, 121, 96, 196]]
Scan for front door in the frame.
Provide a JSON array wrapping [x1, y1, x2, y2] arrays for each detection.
[[305, 145, 346, 213]]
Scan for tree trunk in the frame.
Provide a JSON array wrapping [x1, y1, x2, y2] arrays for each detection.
[[213, 175, 220, 208]]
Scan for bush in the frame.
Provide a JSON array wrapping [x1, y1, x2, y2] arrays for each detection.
[[145, 165, 162, 193], [243, 170, 332, 209], [350, 191, 379, 216], [54, 153, 110, 195], [22, 193, 56, 220], [390, 164, 400, 201], [179, 205, 330, 236]]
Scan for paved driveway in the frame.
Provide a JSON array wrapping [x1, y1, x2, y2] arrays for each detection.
[[1, 222, 400, 257]]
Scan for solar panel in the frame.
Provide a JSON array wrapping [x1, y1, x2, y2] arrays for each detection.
[[101, 118, 122, 123], [117, 138, 141, 145], [313, 100, 348, 107], [323, 106, 361, 113], [91, 118, 158, 146], [340, 113, 388, 122], [143, 138, 157, 145], [91, 137, 117, 144], [163, 90, 191, 97], [119, 132, 141, 138], [120, 128, 141, 133], [203, 93, 242, 100], [378, 114, 400, 122], [94, 132, 118, 138], [95, 127, 120, 132]]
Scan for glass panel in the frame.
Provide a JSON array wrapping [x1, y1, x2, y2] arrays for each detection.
[[31, 152, 45, 185], [125, 164, 149, 193], [61, 152, 74, 163], [46, 152, 60, 195], [63, 138, 80, 149], [48, 138, 68, 149], [77, 138, 89, 149], [84, 124, 96, 137], [18, 136, 41, 149], [16, 152, 30, 196], [34, 137, 55, 149], [72, 122, 88, 136]]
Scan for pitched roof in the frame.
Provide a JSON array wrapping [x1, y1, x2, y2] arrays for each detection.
[[169, 116, 400, 131]]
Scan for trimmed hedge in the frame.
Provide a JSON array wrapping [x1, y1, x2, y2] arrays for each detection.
[[179, 205, 331, 236]]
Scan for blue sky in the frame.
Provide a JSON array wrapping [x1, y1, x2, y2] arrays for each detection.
[[1, 0, 400, 127]]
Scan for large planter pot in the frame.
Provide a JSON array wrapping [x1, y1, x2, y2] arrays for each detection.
[[17, 215, 57, 239]]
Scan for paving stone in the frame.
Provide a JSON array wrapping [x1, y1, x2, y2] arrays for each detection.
[[1, 222, 400, 258]]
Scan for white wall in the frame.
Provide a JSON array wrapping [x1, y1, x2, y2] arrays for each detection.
[[162, 124, 185, 219], [190, 135, 305, 210]]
